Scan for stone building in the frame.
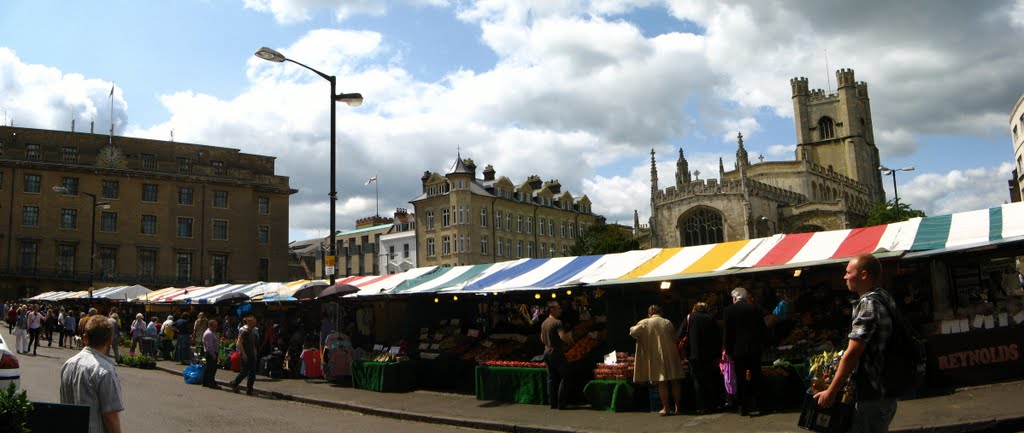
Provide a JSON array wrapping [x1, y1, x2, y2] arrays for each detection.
[[1010, 92, 1024, 203], [648, 69, 884, 247], [0, 125, 295, 298], [411, 155, 600, 267], [338, 215, 394, 277], [379, 208, 417, 274]]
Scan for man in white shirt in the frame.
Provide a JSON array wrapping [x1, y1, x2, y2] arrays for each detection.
[[61, 314, 125, 433], [27, 305, 43, 355]]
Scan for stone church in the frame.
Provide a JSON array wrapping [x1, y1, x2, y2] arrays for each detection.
[[646, 68, 886, 248]]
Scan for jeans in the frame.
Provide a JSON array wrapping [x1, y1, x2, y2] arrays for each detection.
[[175, 335, 191, 363], [27, 328, 40, 353], [545, 353, 569, 409], [231, 355, 257, 393], [203, 353, 220, 387], [851, 398, 898, 433]]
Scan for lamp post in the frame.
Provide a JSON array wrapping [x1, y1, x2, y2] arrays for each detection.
[[879, 166, 915, 222], [759, 216, 777, 236], [255, 46, 363, 286], [52, 186, 110, 301]]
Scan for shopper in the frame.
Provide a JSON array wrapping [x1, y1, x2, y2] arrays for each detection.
[[193, 312, 209, 356], [630, 304, 684, 415], [27, 305, 43, 355], [108, 313, 121, 361], [230, 316, 259, 395], [723, 287, 766, 416], [685, 302, 722, 414], [160, 315, 175, 361], [174, 313, 192, 363], [202, 320, 220, 389], [45, 308, 58, 346], [540, 301, 573, 410], [14, 306, 29, 353], [814, 253, 898, 432], [62, 309, 77, 347], [6, 303, 17, 333], [129, 313, 146, 356], [60, 314, 125, 433]]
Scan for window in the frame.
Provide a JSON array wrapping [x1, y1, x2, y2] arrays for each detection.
[[569, 223, 575, 240], [99, 247, 116, 278], [177, 157, 192, 173], [442, 235, 451, 255], [506, 213, 512, 230], [62, 146, 79, 163], [57, 244, 75, 274], [561, 222, 567, 238], [480, 208, 488, 227], [548, 220, 554, 237], [177, 217, 194, 238], [139, 248, 156, 279], [403, 243, 410, 258], [818, 117, 835, 140], [212, 220, 228, 240], [680, 207, 725, 247], [176, 252, 193, 281], [258, 197, 270, 214], [516, 240, 523, 258], [0, 140, 4, 156], [442, 208, 450, 227], [22, 175, 39, 193], [258, 258, 269, 281], [458, 234, 466, 253], [1015, 125, 1020, 141], [19, 241, 37, 272], [176, 187, 193, 205], [212, 254, 228, 284], [212, 161, 225, 176], [541, 243, 547, 258], [497, 238, 503, 257], [562, 245, 569, 256], [26, 143, 41, 160], [142, 184, 158, 202], [100, 211, 117, 232], [141, 153, 156, 170], [258, 226, 270, 244], [527, 241, 534, 258], [101, 180, 119, 199], [426, 238, 435, 257], [505, 238, 512, 257], [60, 208, 78, 229], [426, 211, 435, 230], [213, 190, 228, 208], [22, 206, 39, 226], [141, 215, 157, 235], [61, 177, 79, 195], [517, 215, 523, 232], [539, 218, 546, 235], [458, 206, 465, 225], [527, 216, 533, 234], [495, 210, 503, 230], [0, 172, 3, 190], [481, 236, 489, 255]]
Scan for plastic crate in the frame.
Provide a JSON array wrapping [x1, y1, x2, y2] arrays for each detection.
[[797, 394, 853, 432]]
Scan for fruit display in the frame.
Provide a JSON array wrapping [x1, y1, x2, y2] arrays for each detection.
[[566, 335, 599, 362], [365, 350, 398, 363], [478, 360, 546, 369], [593, 352, 636, 381], [808, 350, 854, 403]]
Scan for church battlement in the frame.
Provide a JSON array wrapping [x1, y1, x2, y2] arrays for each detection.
[[791, 77, 809, 97], [806, 162, 870, 193], [654, 177, 805, 206], [809, 89, 839, 101], [837, 68, 857, 88], [856, 81, 869, 98]]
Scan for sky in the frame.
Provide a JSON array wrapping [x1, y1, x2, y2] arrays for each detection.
[[1, 0, 1022, 242]]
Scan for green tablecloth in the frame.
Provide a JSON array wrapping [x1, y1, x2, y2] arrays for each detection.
[[351, 360, 416, 392], [475, 366, 548, 405], [584, 380, 640, 412]]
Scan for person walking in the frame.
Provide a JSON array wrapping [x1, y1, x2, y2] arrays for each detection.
[[60, 314, 125, 433], [193, 312, 209, 357], [45, 308, 58, 346], [540, 301, 574, 410], [27, 305, 43, 355], [128, 314, 146, 356], [230, 316, 259, 395], [62, 309, 78, 348], [108, 313, 121, 361], [685, 302, 722, 414], [723, 287, 766, 416], [160, 315, 175, 361], [6, 303, 17, 333], [815, 253, 899, 432], [174, 313, 192, 364], [630, 304, 685, 416], [202, 320, 221, 389], [14, 306, 29, 353]]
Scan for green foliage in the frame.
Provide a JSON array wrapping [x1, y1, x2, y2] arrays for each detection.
[[866, 200, 927, 226], [569, 221, 640, 256], [0, 382, 32, 433], [117, 354, 156, 369]]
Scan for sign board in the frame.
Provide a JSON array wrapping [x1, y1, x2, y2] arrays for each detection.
[[325, 256, 336, 276], [928, 326, 1024, 386]]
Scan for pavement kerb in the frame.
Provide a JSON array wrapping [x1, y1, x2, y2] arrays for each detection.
[[152, 364, 576, 433]]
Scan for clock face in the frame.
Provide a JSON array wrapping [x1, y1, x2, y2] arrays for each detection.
[[98, 145, 125, 167]]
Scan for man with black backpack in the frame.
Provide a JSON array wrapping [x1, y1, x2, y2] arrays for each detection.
[[815, 253, 898, 432]]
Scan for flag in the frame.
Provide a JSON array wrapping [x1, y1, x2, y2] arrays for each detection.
[[109, 84, 114, 97], [365, 176, 377, 186]]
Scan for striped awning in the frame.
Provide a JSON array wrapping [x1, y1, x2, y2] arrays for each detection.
[[905, 202, 1024, 257]]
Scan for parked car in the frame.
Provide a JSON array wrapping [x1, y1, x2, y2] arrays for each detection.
[[0, 332, 20, 390]]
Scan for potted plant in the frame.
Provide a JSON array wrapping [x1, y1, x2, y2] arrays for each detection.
[[0, 383, 32, 433]]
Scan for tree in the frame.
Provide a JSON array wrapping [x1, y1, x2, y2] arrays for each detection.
[[866, 200, 927, 226], [569, 222, 640, 256]]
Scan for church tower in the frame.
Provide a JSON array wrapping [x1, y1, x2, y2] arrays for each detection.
[[791, 69, 885, 202], [675, 148, 691, 188]]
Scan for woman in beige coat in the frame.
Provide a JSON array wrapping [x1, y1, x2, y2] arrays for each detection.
[[630, 305, 684, 415]]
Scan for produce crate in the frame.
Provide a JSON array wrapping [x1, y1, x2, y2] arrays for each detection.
[[797, 394, 853, 433]]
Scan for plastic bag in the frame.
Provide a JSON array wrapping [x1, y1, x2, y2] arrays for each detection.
[[719, 350, 736, 396], [183, 363, 204, 385]]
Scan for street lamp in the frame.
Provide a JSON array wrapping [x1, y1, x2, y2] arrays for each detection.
[[255, 46, 363, 286], [52, 186, 110, 301], [879, 166, 915, 221], [759, 216, 777, 236]]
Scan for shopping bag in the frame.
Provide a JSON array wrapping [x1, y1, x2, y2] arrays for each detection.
[[719, 351, 736, 396], [183, 363, 204, 385]]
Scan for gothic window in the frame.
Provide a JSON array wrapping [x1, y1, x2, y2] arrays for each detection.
[[679, 207, 724, 247], [818, 117, 835, 140]]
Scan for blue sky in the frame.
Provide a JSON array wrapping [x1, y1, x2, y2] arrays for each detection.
[[2, 0, 1022, 242]]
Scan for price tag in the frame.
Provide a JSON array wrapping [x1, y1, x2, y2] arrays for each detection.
[[1014, 311, 1024, 324], [434, 333, 444, 341], [389, 346, 401, 354], [418, 342, 429, 350], [440, 319, 449, 326], [430, 343, 440, 350], [373, 344, 384, 351], [467, 329, 480, 338], [451, 318, 460, 326], [603, 351, 617, 365], [530, 355, 545, 362]]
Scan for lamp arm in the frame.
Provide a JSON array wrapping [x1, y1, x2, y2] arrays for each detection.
[[284, 58, 333, 83]]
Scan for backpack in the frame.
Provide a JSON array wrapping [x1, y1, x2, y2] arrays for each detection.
[[868, 290, 927, 399]]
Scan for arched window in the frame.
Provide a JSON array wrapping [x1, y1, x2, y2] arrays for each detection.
[[812, 183, 819, 201], [678, 207, 724, 247], [818, 117, 835, 140]]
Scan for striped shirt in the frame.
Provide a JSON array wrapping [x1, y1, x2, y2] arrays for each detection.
[[60, 346, 125, 433], [849, 288, 894, 400]]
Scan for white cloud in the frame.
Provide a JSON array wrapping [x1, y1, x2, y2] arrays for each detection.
[[766, 144, 795, 158], [876, 128, 920, 159], [243, 0, 391, 23], [897, 162, 1015, 216]]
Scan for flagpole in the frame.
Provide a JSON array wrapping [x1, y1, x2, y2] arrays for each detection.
[[109, 83, 115, 145], [375, 173, 379, 217]]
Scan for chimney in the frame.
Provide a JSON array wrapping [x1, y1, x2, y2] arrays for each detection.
[[483, 164, 496, 181]]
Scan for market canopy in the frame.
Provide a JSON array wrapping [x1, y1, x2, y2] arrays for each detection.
[[92, 285, 150, 301], [904, 202, 1024, 258]]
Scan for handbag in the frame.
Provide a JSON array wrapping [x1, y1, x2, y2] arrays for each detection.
[[719, 350, 736, 396]]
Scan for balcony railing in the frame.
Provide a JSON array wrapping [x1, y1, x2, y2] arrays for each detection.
[[0, 266, 207, 288]]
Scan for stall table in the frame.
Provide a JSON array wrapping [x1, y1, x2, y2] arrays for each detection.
[[475, 365, 548, 405], [351, 360, 416, 392], [583, 380, 645, 412]]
